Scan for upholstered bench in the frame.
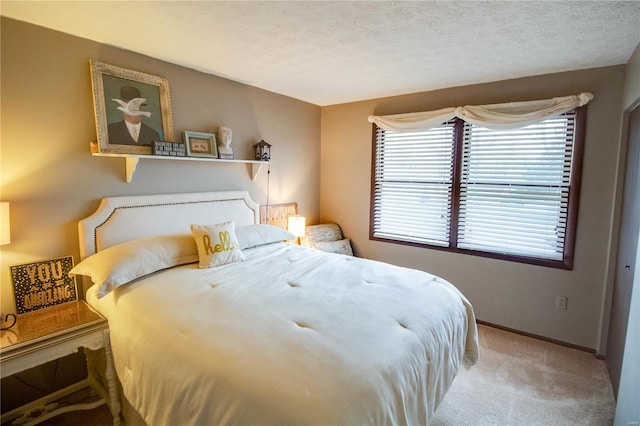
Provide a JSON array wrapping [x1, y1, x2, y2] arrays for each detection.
[[305, 223, 353, 256]]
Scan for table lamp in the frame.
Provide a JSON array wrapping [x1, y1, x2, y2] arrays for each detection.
[[1, 202, 10, 245], [287, 215, 306, 245]]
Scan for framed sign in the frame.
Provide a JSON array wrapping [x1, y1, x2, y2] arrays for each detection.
[[90, 60, 174, 155], [153, 141, 186, 157], [10, 256, 78, 314], [184, 131, 218, 158]]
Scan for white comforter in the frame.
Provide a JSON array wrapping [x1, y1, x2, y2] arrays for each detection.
[[88, 243, 478, 425]]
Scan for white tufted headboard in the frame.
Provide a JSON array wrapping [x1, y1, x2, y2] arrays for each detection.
[[78, 191, 260, 260]]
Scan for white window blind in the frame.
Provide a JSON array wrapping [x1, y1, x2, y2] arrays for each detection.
[[457, 112, 576, 260], [371, 109, 584, 268], [372, 122, 455, 246]]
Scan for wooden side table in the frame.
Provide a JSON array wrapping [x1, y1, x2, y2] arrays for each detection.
[[0, 301, 121, 426]]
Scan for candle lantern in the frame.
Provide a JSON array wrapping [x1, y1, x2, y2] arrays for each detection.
[[254, 140, 272, 161]]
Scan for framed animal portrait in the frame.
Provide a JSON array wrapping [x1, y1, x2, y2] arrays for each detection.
[[184, 131, 218, 158]]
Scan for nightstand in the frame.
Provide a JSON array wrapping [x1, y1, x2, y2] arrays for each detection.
[[0, 301, 120, 426]]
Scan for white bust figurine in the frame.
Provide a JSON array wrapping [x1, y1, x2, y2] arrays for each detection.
[[217, 126, 234, 159]]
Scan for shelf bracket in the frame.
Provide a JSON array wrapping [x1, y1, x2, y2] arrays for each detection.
[[251, 162, 267, 181], [125, 157, 140, 183]]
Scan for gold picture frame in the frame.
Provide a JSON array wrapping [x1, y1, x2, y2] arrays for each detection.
[[90, 60, 174, 155]]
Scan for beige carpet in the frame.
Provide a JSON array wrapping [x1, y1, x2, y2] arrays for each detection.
[[432, 324, 616, 426]]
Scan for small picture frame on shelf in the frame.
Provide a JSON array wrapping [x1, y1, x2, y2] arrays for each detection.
[[184, 131, 217, 158]]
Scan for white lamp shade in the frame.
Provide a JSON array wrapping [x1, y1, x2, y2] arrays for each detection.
[[1, 202, 10, 245], [287, 216, 306, 238]]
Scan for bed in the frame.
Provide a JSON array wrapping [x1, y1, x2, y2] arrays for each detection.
[[73, 190, 478, 425]]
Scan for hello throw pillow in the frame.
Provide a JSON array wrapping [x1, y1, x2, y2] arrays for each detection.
[[191, 221, 245, 268]]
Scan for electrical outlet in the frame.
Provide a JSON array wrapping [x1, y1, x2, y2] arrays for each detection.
[[556, 296, 568, 310]]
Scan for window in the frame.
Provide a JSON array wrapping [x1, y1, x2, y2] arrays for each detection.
[[371, 107, 585, 269]]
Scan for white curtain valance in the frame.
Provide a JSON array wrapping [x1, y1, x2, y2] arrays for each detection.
[[367, 92, 593, 132]]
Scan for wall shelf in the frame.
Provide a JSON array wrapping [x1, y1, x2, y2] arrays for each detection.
[[92, 153, 269, 183]]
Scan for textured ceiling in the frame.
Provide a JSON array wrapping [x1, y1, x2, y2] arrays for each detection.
[[2, 1, 640, 106]]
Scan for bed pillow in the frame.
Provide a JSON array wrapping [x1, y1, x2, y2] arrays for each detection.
[[191, 221, 245, 268], [313, 239, 354, 256], [70, 234, 198, 298], [236, 224, 295, 249]]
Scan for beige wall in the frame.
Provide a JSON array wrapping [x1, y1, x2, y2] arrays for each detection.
[[0, 18, 321, 312], [0, 17, 633, 352], [321, 66, 626, 350]]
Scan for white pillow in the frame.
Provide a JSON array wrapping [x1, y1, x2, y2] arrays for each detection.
[[236, 224, 295, 249], [313, 239, 354, 256], [191, 221, 245, 268], [70, 234, 198, 298]]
